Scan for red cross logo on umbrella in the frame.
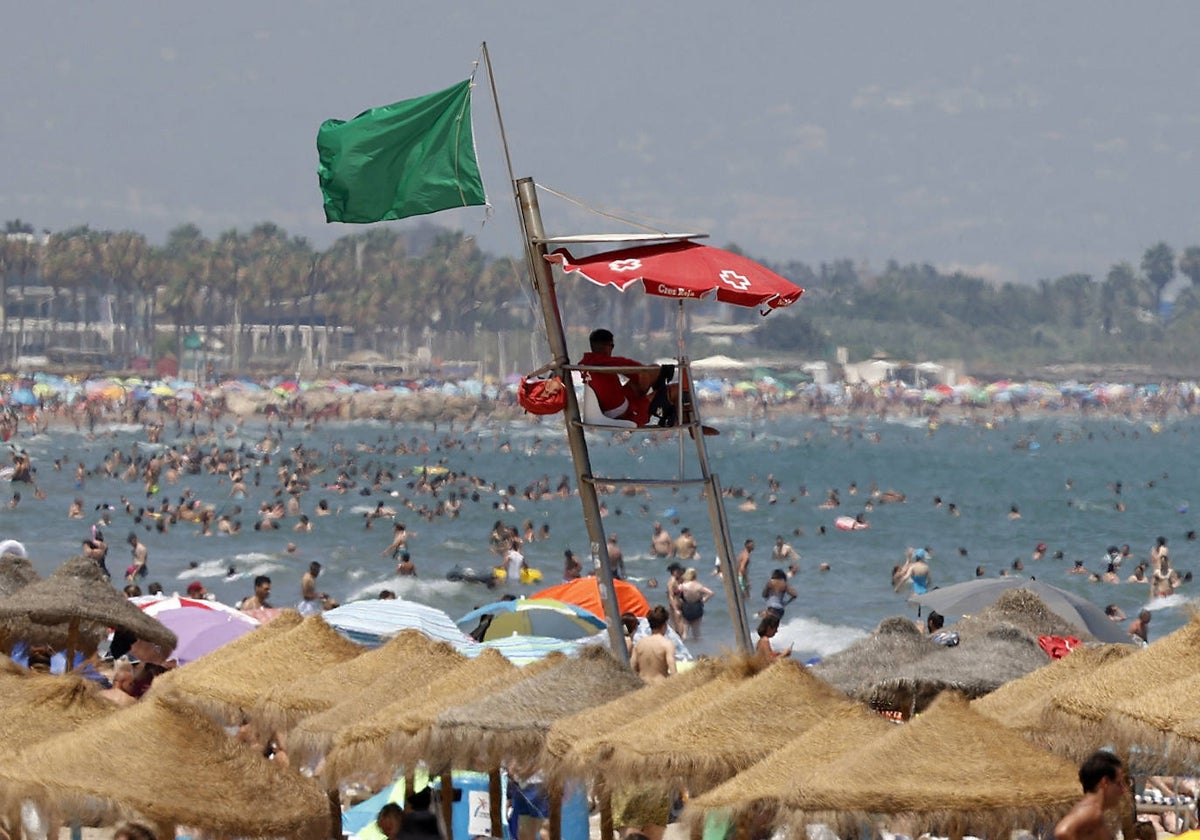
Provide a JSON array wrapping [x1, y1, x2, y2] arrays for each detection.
[[719, 270, 752, 291], [609, 258, 644, 272]]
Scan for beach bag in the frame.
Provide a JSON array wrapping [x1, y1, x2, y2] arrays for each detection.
[[518, 376, 566, 416]]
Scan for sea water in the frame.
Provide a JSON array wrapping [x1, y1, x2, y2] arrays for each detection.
[[4, 411, 1197, 660]]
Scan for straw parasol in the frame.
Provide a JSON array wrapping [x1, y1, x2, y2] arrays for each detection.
[[323, 648, 526, 786], [600, 658, 854, 793], [1105, 670, 1200, 772], [867, 624, 1052, 715], [0, 555, 176, 656], [543, 657, 724, 783], [0, 693, 330, 839], [973, 643, 1133, 738], [152, 614, 363, 725], [953, 588, 1098, 642], [1045, 615, 1200, 760], [685, 702, 892, 823], [0, 668, 115, 753], [285, 637, 469, 767], [777, 692, 1082, 838], [427, 645, 645, 771], [253, 629, 464, 733], [0, 551, 38, 598], [809, 616, 934, 702]]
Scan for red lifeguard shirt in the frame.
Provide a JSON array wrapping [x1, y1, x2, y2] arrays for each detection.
[[579, 351, 650, 422]]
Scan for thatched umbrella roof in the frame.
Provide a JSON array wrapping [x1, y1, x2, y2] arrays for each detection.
[[777, 692, 1082, 838], [809, 616, 934, 702], [1045, 615, 1200, 759], [152, 614, 362, 724], [323, 649, 545, 786], [867, 624, 1051, 714], [428, 646, 645, 771], [0, 556, 177, 652], [954, 588, 1097, 642], [285, 636, 469, 767], [0, 693, 330, 839], [1104, 669, 1200, 771], [0, 551, 38, 598], [254, 629, 464, 732], [543, 658, 724, 783], [686, 703, 892, 822], [600, 658, 854, 793], [560, 657, 764, 785], [0, 667, 115, 752], [973, 643, 1133, 737]]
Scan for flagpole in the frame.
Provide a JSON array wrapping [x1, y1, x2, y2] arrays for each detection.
[[479, 45, 629, 662]]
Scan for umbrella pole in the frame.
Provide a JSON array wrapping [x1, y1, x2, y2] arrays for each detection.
[[64, 616, 78, 673], [440, 772, 455, 840], [489, 769, 504, 839], [547, 781, 563, 840], [598, 780, 614, 840], [327, 788, 342, 840]]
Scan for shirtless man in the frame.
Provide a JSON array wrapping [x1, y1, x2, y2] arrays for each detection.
[[630, 605, 676, 683], [674, 527, 698, 563], [650, 522, 674, 558], [736, 539, 755, 599], [1054, 750, 1127, 840], [239, 575, 272, 611]]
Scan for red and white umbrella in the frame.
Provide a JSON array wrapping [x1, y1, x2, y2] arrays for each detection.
[[129, 595, 259, 665], [546, 241, 803, 311], [130, 595, 258, 625]]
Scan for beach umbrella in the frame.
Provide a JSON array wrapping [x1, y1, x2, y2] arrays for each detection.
[[456, 598, 606, 642], [0, 693, 330, 839], [971, 644, 1133, 757], [474, 634, 586, 664], [909, 577, 1131, 644], [0, 668, 116, 755], [809, 616, 936, 701], [766, 693, 1081, 838], [0, 556, 177, 660], [684, 702, 892, 825], [952, 588, 1101, 644], [531, 577, 650, 619], [131, 593, 257, 623], [1043, 616, 1200, 762], [9, 387, 37, 406], [285, 636, 470, 767], [322, 599, 476, 650], [154, 613, 362, 725], [428, 646, 644, 772], [546, 241, 803, 311], [136, 604, 258, 666], [865, 625, 1053, 716], [0, 550, 39, 599], [1105, 672, 1200, 771], [254, 629, 466, 734], [323, 650, 548, 786], [598, 658, 853, 793], [544, 658, 726, 782]]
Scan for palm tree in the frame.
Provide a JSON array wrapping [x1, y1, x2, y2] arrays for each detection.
[[212, 229, 250, 367], [160, 224, 212, 363], [1141, 241, 1175, 315]]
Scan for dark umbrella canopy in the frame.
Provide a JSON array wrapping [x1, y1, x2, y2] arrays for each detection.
[[0, 555, 176, 652], [910, 578, 1131, 644]]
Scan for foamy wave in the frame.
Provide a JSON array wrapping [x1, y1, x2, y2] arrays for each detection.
[[344, 576, 465, 604], [776, 615, 870, 660]]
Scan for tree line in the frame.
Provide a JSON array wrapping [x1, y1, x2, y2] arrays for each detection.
[[3, 216, 1200, 375]]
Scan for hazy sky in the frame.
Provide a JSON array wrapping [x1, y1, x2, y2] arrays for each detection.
[[4, 2, 1199, 286]]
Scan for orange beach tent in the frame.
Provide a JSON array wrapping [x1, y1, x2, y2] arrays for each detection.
[[532, 577, 650, 619]]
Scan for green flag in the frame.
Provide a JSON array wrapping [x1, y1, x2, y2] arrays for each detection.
[[317, 79, 487, 224]]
